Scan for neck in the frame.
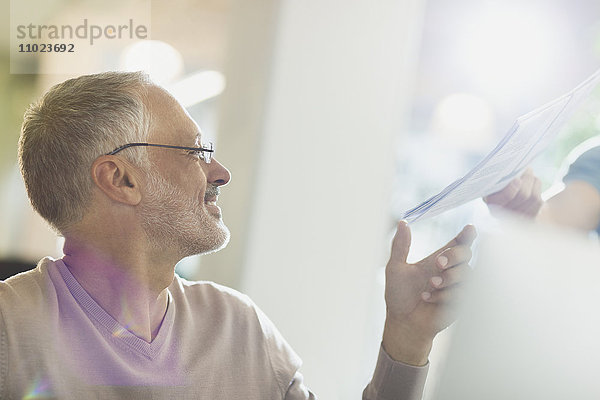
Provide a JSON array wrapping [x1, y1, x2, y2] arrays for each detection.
[[62, 236, 175, 342]]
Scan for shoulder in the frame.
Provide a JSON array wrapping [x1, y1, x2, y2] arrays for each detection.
[[0, 257, 59, 338], [169, 275, 302, 393], [563, 136, 600, 191], [168, 275, 263, 329], [169, 274, 255, 311], [566, 137, 600, 167], [169, 276, 293, 340], [0, 258, 55, 307]]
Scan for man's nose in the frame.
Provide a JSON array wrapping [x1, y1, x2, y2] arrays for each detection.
[[205, 158, 231, 187]]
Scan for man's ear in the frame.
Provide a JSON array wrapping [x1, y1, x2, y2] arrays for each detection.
[[91, 156, 143, 205]]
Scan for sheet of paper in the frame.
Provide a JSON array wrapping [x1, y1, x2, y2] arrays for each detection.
[[403, 68, 600, 223]]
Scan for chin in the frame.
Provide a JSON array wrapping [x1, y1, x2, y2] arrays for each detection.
[[200, 235, 230, 255], [184, 221, 231, 257], [204, 226, 231, 254]]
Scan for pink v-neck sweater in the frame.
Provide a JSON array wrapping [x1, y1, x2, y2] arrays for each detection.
[[0, 258, 427, 399]]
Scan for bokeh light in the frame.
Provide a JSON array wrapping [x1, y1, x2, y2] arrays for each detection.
[[432, 92, 495, 151], [455, 3, 565, 95], [120, 40, 184, 85], [168, 71, 226, 107]]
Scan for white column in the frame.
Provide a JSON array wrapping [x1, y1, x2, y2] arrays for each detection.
[[208, 0, 426, 398]]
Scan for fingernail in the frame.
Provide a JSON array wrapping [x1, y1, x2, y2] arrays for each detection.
[[438, 256, 448, 268], [431, 276, 443, 287], [421, 292, 431, 301]]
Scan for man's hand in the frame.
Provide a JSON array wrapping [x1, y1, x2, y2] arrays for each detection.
[[483, 168, 543, 218], [382, 221, 476, 366]]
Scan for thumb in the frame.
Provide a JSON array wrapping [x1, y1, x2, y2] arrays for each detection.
[[389, 220, 411, 264]]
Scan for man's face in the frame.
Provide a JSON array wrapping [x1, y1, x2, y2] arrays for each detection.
[[138, 86, 231, 257]]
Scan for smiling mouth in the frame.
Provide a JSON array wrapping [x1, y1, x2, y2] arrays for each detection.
[[203, 186, 221, 215], [204, 199, 221, 217]]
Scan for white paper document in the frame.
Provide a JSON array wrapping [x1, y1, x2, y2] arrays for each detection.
[[402, 68, 600, 224]]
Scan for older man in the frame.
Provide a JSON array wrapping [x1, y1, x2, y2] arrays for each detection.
[[1, 72, 475, 399]]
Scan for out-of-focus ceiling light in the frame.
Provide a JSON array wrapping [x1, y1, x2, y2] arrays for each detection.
[[432, 93, 494, 151], [168, 71, 226, 107], [120, 40, 184, 85]]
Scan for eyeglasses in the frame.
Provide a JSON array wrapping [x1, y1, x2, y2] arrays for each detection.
[[106, 142, 214, 163]]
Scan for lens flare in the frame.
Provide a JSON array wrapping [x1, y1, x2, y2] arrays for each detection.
[[23, 376, 54, 399]]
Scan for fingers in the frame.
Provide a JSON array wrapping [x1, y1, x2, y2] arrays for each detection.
[[511, 177, 543, 217], [455, 224, 477, 246], [440, 224, 477, 250], [483, 177, 521, 206], [423, 245, 473, 301], [421, 284, 464, 303], [436, 245, 472, 271], [420, 225, 476, 267], [484, 168, 543, 217], [504, 169, 536, 207], [507, 169, 543, 216], [429, 263, 470, 290], [422, 263, 471, 302], [389, 220, 411, 264]]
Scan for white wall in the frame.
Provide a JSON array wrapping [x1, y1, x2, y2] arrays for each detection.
[[226, 1, 426, 398]]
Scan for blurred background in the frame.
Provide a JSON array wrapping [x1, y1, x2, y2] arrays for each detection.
[[1, 0, 600, 398]]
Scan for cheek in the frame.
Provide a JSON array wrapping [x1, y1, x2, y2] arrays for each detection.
[[162, 161, 208, 201], [188, 165, 208, 198]]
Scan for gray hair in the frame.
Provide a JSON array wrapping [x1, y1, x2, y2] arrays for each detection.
[[18, 71, 152, 233]]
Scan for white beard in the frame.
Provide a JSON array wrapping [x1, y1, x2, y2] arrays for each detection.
[[139, 170, 230, 257]]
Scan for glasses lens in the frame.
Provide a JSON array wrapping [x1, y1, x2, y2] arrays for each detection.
[[203, 142, 213, 163]]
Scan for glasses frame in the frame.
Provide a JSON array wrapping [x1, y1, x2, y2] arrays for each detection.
[[106, 142, 214, 163]]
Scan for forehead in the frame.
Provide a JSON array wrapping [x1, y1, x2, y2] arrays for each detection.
[[146, 85, 201, 144]]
